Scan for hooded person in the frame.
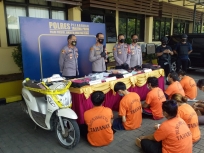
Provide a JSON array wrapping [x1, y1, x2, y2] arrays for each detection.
[[173, 34, 193, 73], [155, 36, 173, 84]]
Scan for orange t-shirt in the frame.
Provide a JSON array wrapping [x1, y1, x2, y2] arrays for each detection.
[[180, 76, 197, 100], [146, 87, 166, 119], [178, 103, 201, 143], [84, 106, 113, 146], [154, 117, 192, 153], [119, 92, 142, 130], [165, 81, 185, 99]]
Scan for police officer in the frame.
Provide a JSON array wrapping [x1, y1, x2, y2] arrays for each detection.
[[89, 33, 107, 73], [113, 34, 131, 69], [156, 36, 173, 79], [173, 34, 192, 72], [59, 34, 79, 79], [129, 34, 142, 68]]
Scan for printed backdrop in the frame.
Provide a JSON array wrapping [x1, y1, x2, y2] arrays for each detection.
[[19, 17, 106, 80]]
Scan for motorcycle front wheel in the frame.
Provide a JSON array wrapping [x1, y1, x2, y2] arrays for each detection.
[[55, 118, 80, 149]]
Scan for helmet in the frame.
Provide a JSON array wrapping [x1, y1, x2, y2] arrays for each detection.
[[182, 34, 188, 39], [161, 36, 168, 42]]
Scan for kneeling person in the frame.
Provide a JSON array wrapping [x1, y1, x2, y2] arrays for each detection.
[[84, 91, 113, 146], [142, 77, 166, 120], [136, 100, 192, 153], [113, 82, 142, 130]]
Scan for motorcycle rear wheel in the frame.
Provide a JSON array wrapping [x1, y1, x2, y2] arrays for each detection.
[[55, 118, 80, 149]]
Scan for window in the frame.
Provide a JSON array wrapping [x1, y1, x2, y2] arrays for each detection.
[[195, 23, 201, 33], [4, 0, 67, 45], [173, 19, 188, 35], [119, 12, 145, 41], [29, 7, 49, 18], [81, 8, 117, 43], [52, 11, 65, 20], [6, 6, 26, 44], [152, 17, 171, 41]]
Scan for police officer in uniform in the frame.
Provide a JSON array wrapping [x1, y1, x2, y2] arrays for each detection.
[[173, 34, 192, 72], [89, 33, 107, 73], [59, 34, 79, 79], [156, 36, 173, 79], [129, 34, 142, 68], [113, 34, 131, 69]]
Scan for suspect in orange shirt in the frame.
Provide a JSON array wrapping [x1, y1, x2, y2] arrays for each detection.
[[165, 72, 185, 99], [172, 93, 200, 143], [84, 91, 113, 147], [178, 70, 197, 100], [136, 100, 192, 153], [113, 82, 142, 130], [143, 77, 166, 120]]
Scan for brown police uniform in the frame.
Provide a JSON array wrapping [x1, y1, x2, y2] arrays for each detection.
[[113, 43, 131, 66], [59, 45, 79, 77], [89, 44, 107, 72], [129, 44, 143, 68]]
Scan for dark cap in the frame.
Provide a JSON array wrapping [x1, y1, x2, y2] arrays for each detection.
[[182, 34, 188, 39], [161, 36, 168, 42]]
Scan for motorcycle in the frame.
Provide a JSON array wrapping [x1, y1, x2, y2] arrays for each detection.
[[21, 75, 80, 149]]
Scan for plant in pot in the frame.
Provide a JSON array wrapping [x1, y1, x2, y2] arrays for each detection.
[[9, 43, 24, 81], [12, 44, 23, 72]]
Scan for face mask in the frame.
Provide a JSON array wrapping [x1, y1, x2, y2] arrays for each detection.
[[118, 92, 124, 96], [162, 41, 167, 45], [71, 41, 77, 46], [178, 77, 182, 81], [98, 39, 104, 44], [201, 86, 204, 92], [166, 77, 169, 83], [119, 39, 125, 43], [133, 39, 138, 43], [182, 39, 186, 43]]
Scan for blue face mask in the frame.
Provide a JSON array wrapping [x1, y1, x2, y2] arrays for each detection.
[[118, 93, 124, 96], [147, 84, 150, 90]]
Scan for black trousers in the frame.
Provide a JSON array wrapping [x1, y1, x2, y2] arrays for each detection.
[[79, 124, 88, 141], [115, 66, 123, 69], [176, 59, 188, 73], [79, 124, 116, 141], [158, 62, 171, 77], [141, 139, 162, 153]]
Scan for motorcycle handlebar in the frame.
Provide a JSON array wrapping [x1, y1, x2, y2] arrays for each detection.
[[41, 80, 72, 90]]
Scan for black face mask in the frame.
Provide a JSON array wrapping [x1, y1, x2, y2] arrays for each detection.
[[162, 41, 167, 45], [71, 41, 77, 46], [98, 39, 104, 44], [119, 39, 125, 43], [133, 39, 138, 43]]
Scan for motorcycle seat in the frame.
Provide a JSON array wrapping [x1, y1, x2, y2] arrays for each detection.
[[25, 80, 46, 97]]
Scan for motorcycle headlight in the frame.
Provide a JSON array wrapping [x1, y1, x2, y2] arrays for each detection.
[[57, 91, 72, 107]]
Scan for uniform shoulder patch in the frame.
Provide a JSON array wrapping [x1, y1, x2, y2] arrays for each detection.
[[90, 47, 94, 51], [61, 50, 65, 54]]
